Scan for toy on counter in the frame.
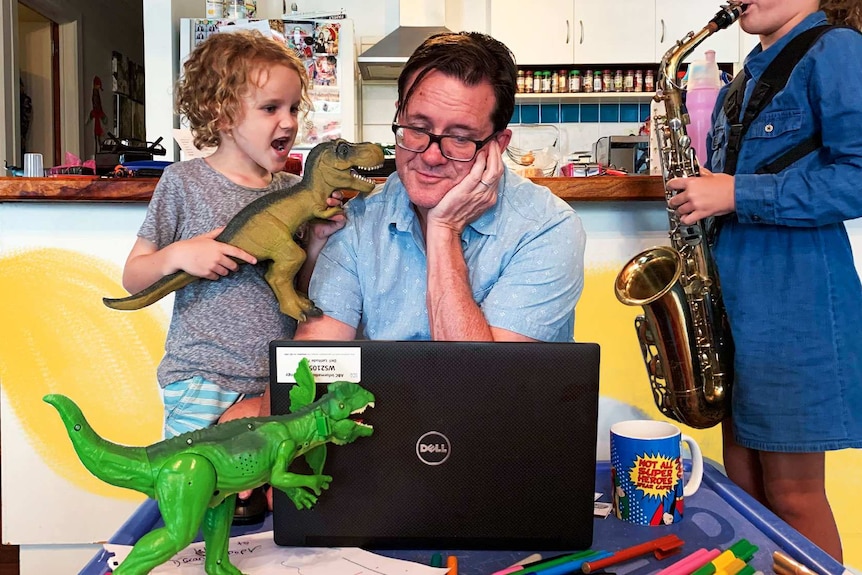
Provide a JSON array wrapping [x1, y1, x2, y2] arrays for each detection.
[[102, 139, 384, 321], [44, 358, 374, 575]]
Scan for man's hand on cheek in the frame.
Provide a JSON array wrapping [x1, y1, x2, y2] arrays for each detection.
[[427, 142, 502, 234]]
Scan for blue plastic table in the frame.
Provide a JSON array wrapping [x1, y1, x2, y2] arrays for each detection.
[[80, 461, 847, 575]]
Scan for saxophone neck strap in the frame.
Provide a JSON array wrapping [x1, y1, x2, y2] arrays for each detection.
[[721, 24, 845, 176]]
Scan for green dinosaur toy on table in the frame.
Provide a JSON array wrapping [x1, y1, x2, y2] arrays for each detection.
[[44, 359, 374, 575], [102, 139, 384, 322]]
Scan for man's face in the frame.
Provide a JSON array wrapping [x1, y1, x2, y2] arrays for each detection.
[[394, 70, 498, 210]]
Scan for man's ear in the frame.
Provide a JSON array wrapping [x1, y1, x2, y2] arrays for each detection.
[[496, 129, 512, 152]]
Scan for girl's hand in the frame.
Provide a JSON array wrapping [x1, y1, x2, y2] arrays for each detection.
[[667, 168, 736, 225]]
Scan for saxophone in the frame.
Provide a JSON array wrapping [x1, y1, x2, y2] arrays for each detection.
[[613, 3, 745, 429]]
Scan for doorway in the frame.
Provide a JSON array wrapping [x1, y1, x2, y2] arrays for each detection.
[[18, 2, 59, 169]]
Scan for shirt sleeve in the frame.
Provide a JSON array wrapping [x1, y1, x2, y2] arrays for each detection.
[[307, 214, 364, 329], [481, 202, 586, 342]]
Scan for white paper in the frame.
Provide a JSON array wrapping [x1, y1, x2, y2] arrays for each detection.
[[173, 128, 216, 160], [104, 531, 448, 574]]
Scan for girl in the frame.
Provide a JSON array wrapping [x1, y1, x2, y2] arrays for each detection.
[[667, 0, 862, 561]]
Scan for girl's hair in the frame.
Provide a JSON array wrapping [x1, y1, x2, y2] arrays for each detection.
[[175, 30, 311, 150], [821, 0, 862, 29]]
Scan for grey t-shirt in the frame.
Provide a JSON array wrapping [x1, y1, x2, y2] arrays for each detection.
[[138, 158, 301, 394]]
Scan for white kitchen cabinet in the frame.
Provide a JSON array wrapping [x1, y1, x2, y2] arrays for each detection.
[[490, 0, 575, 65], [655, 0, 741, 63], [490, 0, 652, 65], [491, 0, 743, 67], [573, 0, 655, 64]]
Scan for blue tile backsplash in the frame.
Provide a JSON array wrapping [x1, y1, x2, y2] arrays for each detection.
[[512, 102, 653, 125]]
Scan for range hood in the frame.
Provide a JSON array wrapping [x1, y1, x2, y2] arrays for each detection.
[[357, 1, 451, 81], [358, 25, 451, 81]]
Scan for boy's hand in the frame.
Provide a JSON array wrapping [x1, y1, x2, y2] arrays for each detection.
[[172, 227, 258, 280]]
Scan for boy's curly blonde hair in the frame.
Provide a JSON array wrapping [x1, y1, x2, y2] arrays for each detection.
[[175, 30, 312, 150], [821, 0, 862, 29]]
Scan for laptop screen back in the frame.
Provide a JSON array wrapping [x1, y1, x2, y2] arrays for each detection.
[[269, 340, 600, 550]]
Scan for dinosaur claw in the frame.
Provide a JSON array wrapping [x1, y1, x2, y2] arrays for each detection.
[[307, 305, 323, 318]]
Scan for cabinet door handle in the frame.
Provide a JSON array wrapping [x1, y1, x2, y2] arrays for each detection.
[[660, 18, 665, 43], [566, 19, 570, 44], [579, 20, 584, 45]]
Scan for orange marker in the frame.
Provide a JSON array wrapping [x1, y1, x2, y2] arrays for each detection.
[[447, 554, 459, 575]]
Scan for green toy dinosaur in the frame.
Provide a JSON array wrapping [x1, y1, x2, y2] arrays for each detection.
[[102, 139, 384, 321], [44, 369, 374, 575]]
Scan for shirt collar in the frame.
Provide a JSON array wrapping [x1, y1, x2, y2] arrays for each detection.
[[743, 11, 828, 81]]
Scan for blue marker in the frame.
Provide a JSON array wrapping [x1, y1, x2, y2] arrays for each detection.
[[535, 551, 614, 575]]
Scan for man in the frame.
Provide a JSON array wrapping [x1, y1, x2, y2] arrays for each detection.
[[297, 31, 586, 343], [223, 33, 586, 514]]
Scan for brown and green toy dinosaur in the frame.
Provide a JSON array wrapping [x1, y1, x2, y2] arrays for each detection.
[[44, 359, 374, 575], [103, 139, 384, 321]]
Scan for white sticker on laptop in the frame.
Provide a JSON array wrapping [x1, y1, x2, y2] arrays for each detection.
[[274, 347, 362, 383]]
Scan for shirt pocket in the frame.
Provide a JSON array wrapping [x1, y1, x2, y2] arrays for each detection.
[[747, 109, 803, 141], [709, 124, 727, 172]]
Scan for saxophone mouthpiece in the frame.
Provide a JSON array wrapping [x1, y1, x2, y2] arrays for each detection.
[[709, 2, 747, 32]]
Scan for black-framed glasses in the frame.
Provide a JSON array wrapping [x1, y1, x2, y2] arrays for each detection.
[[391, 123, 497, 162]]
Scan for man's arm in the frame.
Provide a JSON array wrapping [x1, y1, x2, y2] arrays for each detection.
[[294, 314, 357, 340], [424, 223, 536, 342]]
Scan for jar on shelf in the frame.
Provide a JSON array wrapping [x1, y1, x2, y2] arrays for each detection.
[[603, 69, 613, 92], [516, 69, 525, 93], [635, 69, 644, 92], [541, 70, 552, 93], [593, 70, 603, 93], [624, 69, 634, 92], [614, 69, 624, 92], [524, 70, 534, 93], [533, 70, 542, 93], [557, 70, 568, 93], [551, 70, 560, 93], [645, 69, 655, 92], [568, 70, 581, 93], [582, 69, 593, 93]]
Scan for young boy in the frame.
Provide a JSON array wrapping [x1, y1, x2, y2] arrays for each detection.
[[667, 0, 862, 561], [121, 30, 343, 438]]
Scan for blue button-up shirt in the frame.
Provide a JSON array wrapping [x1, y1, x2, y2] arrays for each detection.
[[705, 12, 862, 451], [308, 169, 586, 342]]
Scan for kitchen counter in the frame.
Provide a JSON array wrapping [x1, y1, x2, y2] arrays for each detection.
[[0, 175, 665, 202]]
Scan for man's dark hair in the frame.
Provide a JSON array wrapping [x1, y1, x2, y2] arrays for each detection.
[[396, 32, 517, 133]]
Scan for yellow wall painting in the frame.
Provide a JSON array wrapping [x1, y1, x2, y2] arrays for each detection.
[[0, 248, 859, 567], [0, 248, 164, 501]]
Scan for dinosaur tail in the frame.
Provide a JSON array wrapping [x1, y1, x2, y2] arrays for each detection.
[[43, 394, 155, 494], [102, 270, 197, 310]]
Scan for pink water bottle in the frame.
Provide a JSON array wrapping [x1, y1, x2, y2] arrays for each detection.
[[686, 50, 722, 166]]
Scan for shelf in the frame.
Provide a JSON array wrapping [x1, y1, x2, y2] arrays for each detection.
[[516, 92, 654, 103], [0, 176, 666, 203]]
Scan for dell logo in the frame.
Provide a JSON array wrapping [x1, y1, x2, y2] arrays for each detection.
[[416, 431, 451, 465]]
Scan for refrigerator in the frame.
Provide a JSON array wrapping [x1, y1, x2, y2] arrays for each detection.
[[178, 16, 358, 165]]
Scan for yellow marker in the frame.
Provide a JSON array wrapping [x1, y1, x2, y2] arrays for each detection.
[[715, 557, 747, 575]]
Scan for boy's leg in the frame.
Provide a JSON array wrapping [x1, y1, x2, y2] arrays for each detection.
[[162, 376, 243, 438], [759, 450, 843, 562]]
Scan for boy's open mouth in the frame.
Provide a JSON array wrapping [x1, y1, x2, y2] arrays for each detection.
[[272, 138, 291, 152]]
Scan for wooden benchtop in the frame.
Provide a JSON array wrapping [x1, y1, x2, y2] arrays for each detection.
[[0, 175, 666, 203]]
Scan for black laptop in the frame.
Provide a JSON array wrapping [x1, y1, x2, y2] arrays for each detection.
[[269, 340, 601, 550]]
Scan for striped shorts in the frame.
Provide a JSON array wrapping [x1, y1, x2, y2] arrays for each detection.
[[162, 376, 260, 438]]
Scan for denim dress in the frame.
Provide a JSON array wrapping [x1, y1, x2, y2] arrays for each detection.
[[705, 12, 862, 452]]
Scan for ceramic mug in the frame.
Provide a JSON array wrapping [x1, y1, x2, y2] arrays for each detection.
[[610, 419, 703, 525]]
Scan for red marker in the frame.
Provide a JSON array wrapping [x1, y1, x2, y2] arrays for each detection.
[[581, 534, 684, 573]]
